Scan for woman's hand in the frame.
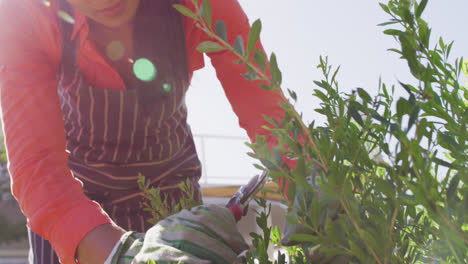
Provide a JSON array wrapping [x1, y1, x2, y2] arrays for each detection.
[[105, 205, 249, 264], [76, 223, 126, 264]]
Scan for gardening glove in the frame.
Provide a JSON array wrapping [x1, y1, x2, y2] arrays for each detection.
[[105, 204, 249, 264]]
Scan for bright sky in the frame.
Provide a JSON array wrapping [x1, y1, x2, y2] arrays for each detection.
[[186, 0, 468, 185]]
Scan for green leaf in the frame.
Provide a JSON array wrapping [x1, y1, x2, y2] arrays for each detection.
[[379, 3, 390, 14], [270, 53, 282, 85], [293, 157, 308, 188], [447, 41, 454, 57], [288, 89, 297, 101], [289, 234, 319, 243], [349, 241, 367, 263], [349, 105, 364, 126], [407, 105, 420, 131], [253, 48, 267, 70], [313, 80, 330, 90], [196, 41, 226, 53], [396, 98, 412, 116], [402, 9, 414, 27], [447, 173, 460, 202], [273, 148, 283, 165], [418, 19, 431, 48], [234, 35, 245, 56], [433, 92, 442, 105], [357, 88, 372, 103], [375, 178, 395, 198], [200, 0, 212, 27], [247, 19, 262, 56], [399, 193, 418, 206], [241, 73, 253, 81], [377, 20, 399, 26], [399, 34, 421, 78], [325, 218, 339, 242], [360, 230, 380, 253], [416, 0, 428, 18], [462, 58, 468, 77], [287, 180, 296, 203], [259, 84, 273, 91], [372, 112, 390, 125], [172, 4, 198, 20], [384, 29, 403, 36], [260, 158, 280, 171], [438, 133, 461, 151], [390, 123, 401, 134], [399, 81, 416, 95], [387, 48, 402, 55], [214, 20, 228, 42]]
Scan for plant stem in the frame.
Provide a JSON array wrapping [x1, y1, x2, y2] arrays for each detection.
[[340, 199, 383, 264], [296, 215, 355, 257], [437, 210, 468, 245], [275, 88, 329, 172], [384, 202, 400, 264], [191, 9, 329, 172]]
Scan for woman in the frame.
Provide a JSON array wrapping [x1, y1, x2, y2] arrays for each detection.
[[0, 0, 285, 263]]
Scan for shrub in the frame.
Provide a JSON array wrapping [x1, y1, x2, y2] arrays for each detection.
[[150, 0, 468, 262]]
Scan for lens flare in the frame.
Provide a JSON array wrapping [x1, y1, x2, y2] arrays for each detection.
[[106, 41, 125, 61], [133, 58, 157, 82], [162, 83, 172, 93], [57, 10, 75, 24]]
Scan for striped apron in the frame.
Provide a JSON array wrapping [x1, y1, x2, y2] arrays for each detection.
[[28, 0, 202, 263]]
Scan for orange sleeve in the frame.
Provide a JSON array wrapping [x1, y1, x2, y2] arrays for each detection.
[[183, 0, 285, 146], [182, 0, 297, 198], [0, 1, 112, 263]]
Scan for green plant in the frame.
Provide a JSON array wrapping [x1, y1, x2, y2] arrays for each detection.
[[245, 198, 308, 264], [137, 174, 202, 224], [173, 0, 468, 263]]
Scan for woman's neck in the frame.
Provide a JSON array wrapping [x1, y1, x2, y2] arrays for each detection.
[[89, 19, 134, 44], [88, 19, 137, 87]]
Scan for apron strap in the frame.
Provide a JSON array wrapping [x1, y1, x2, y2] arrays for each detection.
[[57, 0, 79, 78], [133, 0, 190, 111]]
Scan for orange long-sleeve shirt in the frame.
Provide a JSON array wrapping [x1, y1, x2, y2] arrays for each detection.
[[0, 0, 285, 263]]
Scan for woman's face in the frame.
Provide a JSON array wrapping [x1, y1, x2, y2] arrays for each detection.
[[67, 0, 140, 28]]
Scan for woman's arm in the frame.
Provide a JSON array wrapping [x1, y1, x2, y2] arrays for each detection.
[[182, 0, 297, 197], [0, 1, 113, 263], [183, 0, 286, 147], [76, 224, 126, 264]]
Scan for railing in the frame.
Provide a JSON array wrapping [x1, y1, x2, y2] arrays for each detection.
[[0, 249, 28, 264], [192, 134, 259, 186]]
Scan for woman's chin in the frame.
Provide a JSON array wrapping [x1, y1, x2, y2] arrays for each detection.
[[89, 0, 139, 28]]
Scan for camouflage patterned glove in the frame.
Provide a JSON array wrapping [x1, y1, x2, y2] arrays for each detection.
[[106, 205, 249, 264]]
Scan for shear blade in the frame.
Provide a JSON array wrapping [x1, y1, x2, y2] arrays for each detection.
[[239, 171, 269, 206]]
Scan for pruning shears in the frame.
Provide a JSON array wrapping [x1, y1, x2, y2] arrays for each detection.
[[226, 171, 270, 222]]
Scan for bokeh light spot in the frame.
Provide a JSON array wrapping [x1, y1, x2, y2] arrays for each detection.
[[57, 10, 75, 24], [133, 58, 157, 82], [106, 41, 125, 61], [162, 83, 172, 93], [43, 1, 51, 7]]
